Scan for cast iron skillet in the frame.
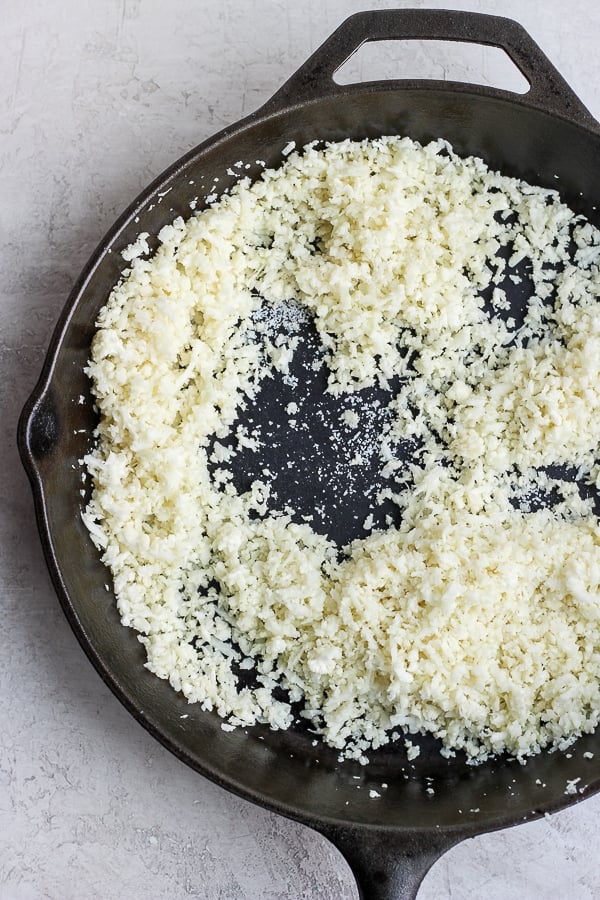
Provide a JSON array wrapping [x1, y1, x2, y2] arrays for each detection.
[[18, 10, 600, 899]]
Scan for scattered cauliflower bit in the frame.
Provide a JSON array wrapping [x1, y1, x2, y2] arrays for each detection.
[[341, 409, 360, 428]]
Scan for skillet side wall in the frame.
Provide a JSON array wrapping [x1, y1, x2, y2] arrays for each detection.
[[26, 87, 600, 833]]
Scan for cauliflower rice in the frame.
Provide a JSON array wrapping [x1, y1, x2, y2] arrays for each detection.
[[83, 136, 600, 763]]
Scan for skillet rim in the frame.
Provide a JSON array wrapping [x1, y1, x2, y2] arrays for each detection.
[[18, 80, 600, 839]]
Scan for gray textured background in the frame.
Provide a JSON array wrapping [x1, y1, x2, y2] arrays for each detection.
[[3, 0, 600, 897]]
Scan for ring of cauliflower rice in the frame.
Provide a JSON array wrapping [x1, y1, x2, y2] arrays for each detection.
[[83, 136, 600, 764]]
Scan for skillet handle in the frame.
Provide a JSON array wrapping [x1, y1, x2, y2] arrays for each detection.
[[262, 9, 597, 131], [319, 824, 461, 900]]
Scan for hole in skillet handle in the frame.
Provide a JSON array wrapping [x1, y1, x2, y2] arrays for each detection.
[[333, 39, 530, 95]]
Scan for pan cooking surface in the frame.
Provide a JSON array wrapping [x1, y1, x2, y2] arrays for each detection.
[[77, 130, 600, 774]]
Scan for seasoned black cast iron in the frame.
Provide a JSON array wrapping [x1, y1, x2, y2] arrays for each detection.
[[18, 10, 600, 899]]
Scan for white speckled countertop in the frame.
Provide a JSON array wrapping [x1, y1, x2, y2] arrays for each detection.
[[3, 1, 600, 897]]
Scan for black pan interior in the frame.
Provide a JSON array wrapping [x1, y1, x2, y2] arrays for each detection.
[[23, 85, 600, 835]]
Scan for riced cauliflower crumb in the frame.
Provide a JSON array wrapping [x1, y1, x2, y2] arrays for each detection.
[[83, 135, 600, 764], [341, 410, 360, 428], [565, 778, 581, 795], [405, 740, 421, 761], [121, 232, 150, 261]]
